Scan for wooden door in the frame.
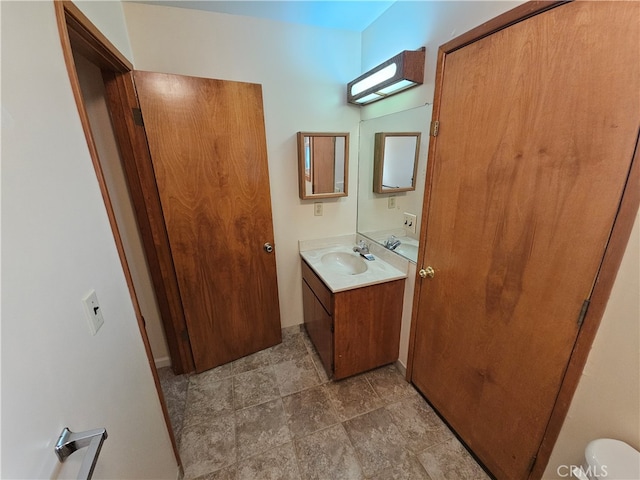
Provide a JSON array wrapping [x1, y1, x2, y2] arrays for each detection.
[[134, 71, 281, 372], [410, 2, 639, 479]]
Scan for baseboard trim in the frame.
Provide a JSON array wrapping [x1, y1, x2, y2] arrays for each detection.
[[154, 356, 171, 369]]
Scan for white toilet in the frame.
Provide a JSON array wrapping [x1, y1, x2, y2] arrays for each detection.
[[572, 438, 640, 480]]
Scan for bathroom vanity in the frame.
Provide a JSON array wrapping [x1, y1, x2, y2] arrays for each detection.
[[299, 236, 407, 380]]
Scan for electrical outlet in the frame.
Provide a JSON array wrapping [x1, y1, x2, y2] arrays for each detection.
[[314, 202, 323, 216], [403, 212, 417, 234], [388, 196, 396, 209], [82, 289, 104, 335]]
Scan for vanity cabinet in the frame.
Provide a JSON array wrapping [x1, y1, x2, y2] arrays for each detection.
[[301, 260, 404, 380]]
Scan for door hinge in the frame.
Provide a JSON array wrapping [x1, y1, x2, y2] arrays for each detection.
[[430, 120, 440, 137], [577, 299, 590, 327], [528, 455, 537, 473], [330, 323, 335, 334], [181, 329, 189, 342], [132, 107, 144, 127]]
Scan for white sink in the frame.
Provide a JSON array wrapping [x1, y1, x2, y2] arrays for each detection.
[[299, 235, 409, 292], [321, 252, 368, 275]]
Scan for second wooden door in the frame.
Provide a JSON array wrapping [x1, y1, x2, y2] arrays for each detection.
[[134, 71, 282, 372], [410, 2, 639, 479]]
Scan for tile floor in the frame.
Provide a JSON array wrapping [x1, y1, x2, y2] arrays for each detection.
[[158, 325, 490, 480]]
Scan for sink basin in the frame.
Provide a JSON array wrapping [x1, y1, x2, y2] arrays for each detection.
[[321, 252, 368, 275]]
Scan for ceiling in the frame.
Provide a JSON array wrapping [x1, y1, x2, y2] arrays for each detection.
[[127, 1, 396, 32]]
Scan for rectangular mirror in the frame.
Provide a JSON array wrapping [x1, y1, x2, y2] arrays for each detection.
[[373, 132, 421, 193], [297, 132, 349, 199], [357, 106, 431, 263]]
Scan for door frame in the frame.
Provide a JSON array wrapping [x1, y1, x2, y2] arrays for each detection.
[[54, 0, 194, 375], [406, 1, 640, 478], [54, 0, 185, 463]]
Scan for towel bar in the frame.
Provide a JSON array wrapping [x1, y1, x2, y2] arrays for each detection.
[[55, 427, 108, 480]]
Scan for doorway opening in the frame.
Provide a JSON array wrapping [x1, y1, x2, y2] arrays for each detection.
[[55, 0, 183, 463]]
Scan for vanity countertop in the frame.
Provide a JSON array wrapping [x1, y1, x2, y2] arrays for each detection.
[[299, 234, 408, 293]]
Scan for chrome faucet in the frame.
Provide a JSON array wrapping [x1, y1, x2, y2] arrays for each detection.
[[353, 240, 375, 260], [384, 235, 402, 251], [353, 240, 370, 254]]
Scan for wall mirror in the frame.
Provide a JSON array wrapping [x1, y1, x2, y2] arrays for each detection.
[[297, 132, 349, 199], [357, 106, 431, 263], [373, 132, 421, 193]]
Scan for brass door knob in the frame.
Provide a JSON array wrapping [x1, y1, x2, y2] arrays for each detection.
[[419, 266, 435, 278]]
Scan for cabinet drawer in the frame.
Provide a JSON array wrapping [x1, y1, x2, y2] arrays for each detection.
[[301, 260, 332, 314]]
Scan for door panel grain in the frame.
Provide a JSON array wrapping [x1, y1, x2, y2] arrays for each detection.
[[410, 2, 639, 479], [134, 71, 281, 372]]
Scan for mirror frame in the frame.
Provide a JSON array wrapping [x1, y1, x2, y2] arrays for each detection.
[[297, 132, 349, 200], [373, 132, 421, 194]]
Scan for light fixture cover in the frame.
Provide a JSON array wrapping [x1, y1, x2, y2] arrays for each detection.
[[347, 47, 425, 105]]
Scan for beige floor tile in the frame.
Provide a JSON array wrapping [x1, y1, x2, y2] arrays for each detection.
[[192, 362, 234, 383], [418, 437, 490, 480], [183, 377, 234, 429], [157, 367, 189, 448], [236, 443, 301, 480], [270, 334, 308, 364], [325, 374, 383, 421], [368, 450, 434, 480], [365, 364, 418, 403], [294, 424, 364, 480], [281, 324, 303, 339], [273, 355, 321, 396], [191, 464, 236, 480], [180, 413, 236, 480], [232, 366, 279, 410], [385, 394, 455, 453], [343, 407, 409, 477], [282, 385, 339, 438], [235, 398, 291, 460], [231, 349, 272, 375]]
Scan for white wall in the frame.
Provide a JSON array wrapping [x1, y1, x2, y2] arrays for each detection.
[[74, 0, 134, 62], [361, 1, 524, 119], [122, 3, 362, 329], [543, 214, 640, 478], [1, 1, 176, 478]]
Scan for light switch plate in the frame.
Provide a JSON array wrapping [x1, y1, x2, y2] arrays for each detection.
[[314, 202, 323, 216], [82, 289, 104, 335], [403, 212, 417, 234], [388, 196, 396, 209]]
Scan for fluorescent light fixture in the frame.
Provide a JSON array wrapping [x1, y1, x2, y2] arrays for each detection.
[[351, 64, 397, 95], [347, 48, 425, 105]]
